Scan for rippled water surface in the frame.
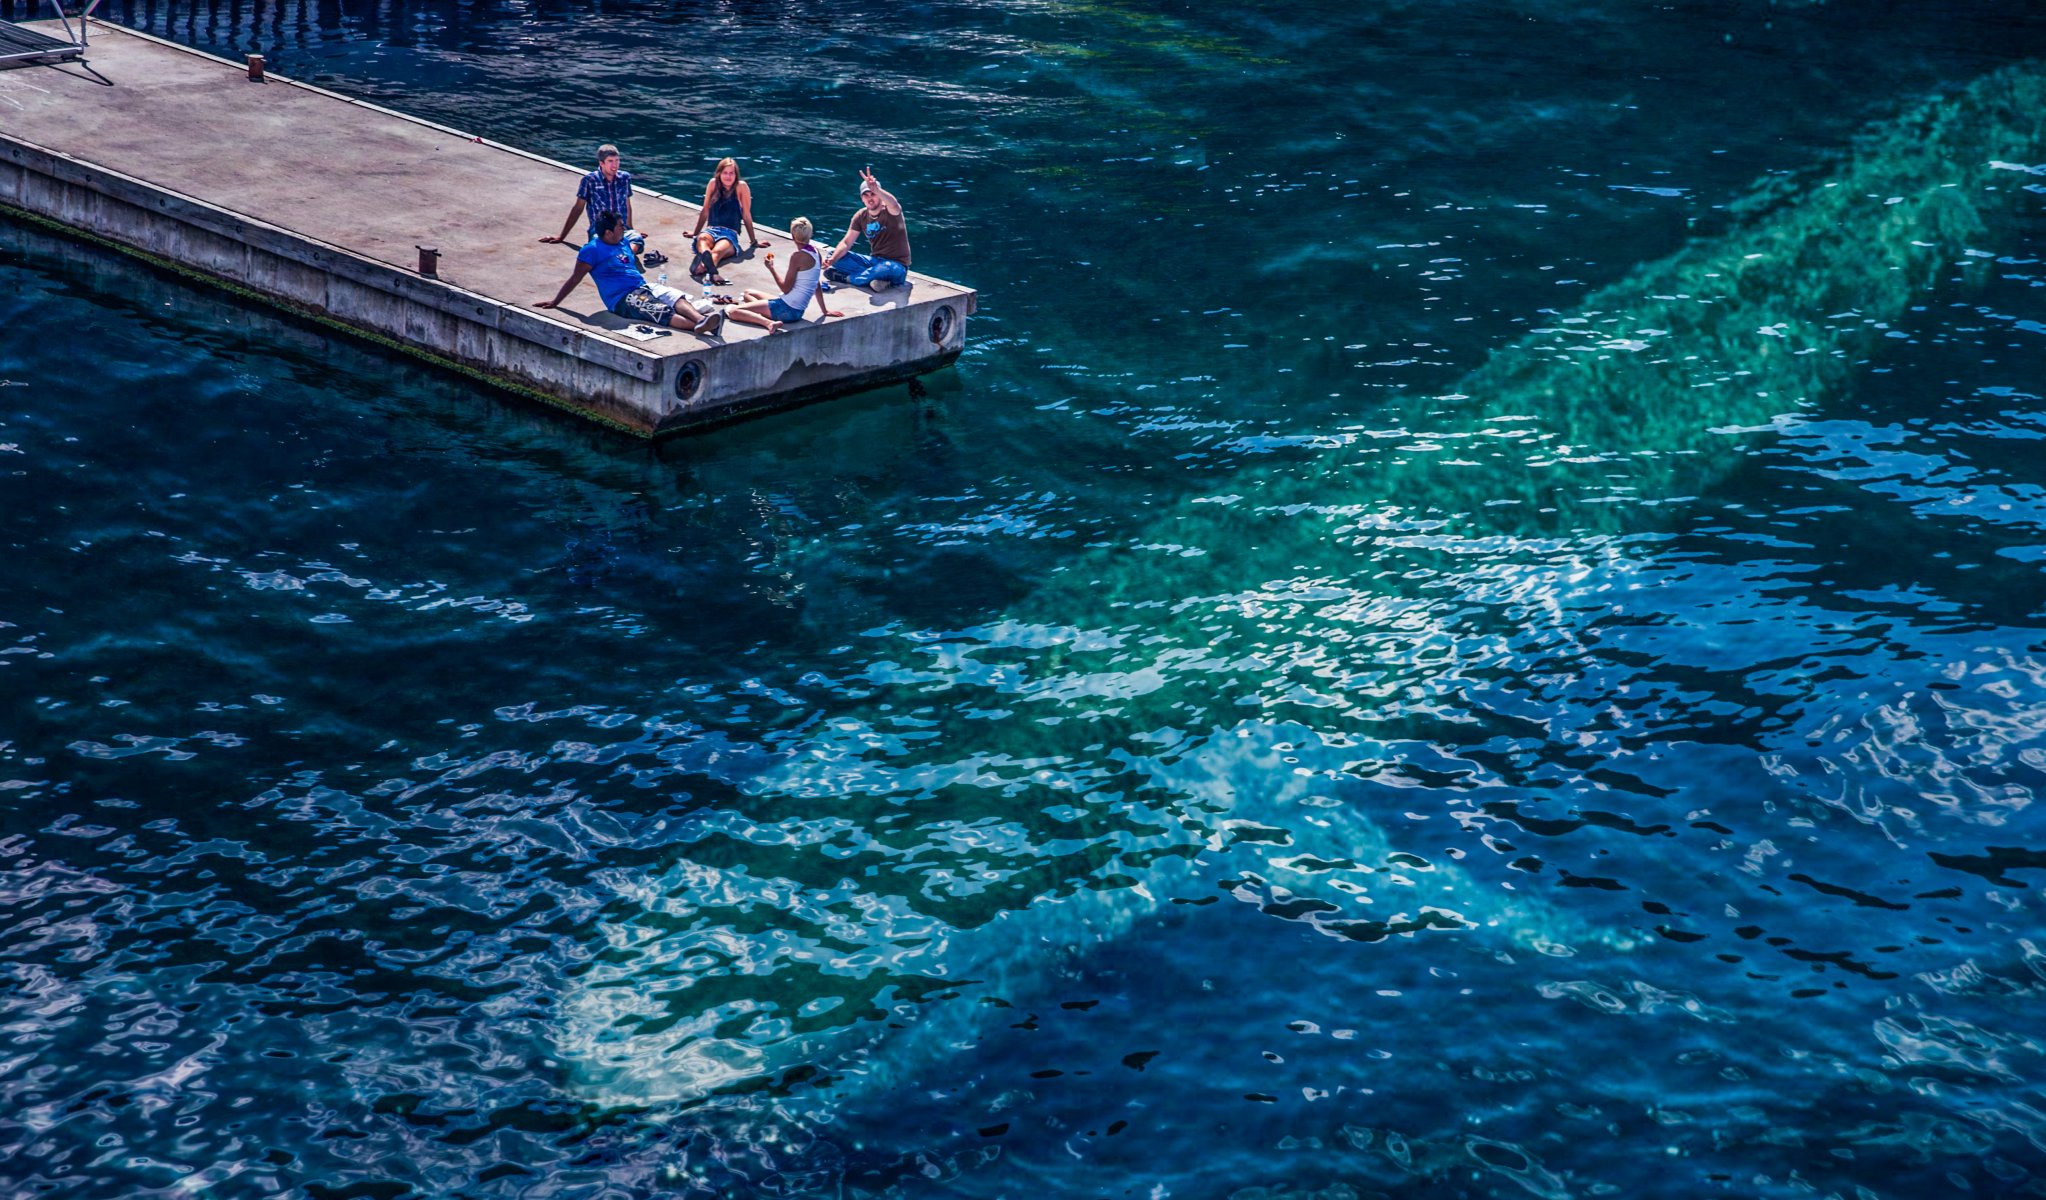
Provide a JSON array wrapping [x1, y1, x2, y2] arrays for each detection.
[[10, 2, 2046, 1197]]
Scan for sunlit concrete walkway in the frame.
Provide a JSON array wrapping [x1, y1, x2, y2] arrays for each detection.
[[0, 21, 973, 433]]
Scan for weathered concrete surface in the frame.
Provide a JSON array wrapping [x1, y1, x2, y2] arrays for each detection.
[[0, 21, 974, 435]]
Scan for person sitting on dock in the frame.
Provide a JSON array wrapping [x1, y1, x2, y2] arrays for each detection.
[[688, 157, 762, 286], [723, 217, 841, 335], [536, 211, 722, 337], [823, 166, 911, 293], [539, 144, 645, 259]]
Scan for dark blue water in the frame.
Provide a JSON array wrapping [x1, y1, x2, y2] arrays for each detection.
[[10, 2, 2046, 1197]]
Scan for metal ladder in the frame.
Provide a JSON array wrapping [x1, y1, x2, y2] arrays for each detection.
[[0, 1, 100, 68]]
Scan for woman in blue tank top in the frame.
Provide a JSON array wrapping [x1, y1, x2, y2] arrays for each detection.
[[689, 157, 761, 285]]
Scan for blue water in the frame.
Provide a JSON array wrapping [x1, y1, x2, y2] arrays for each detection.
[[9, 2, 2046, 1197]]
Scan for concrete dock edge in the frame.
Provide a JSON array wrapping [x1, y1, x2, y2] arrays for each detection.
[[0, 20, 975, 437]]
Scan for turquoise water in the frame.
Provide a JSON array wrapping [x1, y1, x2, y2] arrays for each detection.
[[9, 1, 2046, 1196]]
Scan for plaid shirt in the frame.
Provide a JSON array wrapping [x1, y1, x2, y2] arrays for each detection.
[[576, 169, 634, 235]]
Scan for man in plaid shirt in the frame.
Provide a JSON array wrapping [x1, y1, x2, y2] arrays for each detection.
[[540, 144, 646, 259]]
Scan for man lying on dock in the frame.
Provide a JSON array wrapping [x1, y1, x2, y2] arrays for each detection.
[[539, 143, 645, 260], [823, 166, 911, 293], [536, 212, 723, 337]]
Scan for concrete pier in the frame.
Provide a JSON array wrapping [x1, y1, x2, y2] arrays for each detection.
[[0, 21, 975, 435]]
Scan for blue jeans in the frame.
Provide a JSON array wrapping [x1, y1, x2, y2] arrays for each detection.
[[767, 298, 805, 323], [826, 251, 907, 288]]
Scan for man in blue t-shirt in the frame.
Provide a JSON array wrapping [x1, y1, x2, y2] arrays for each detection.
[[537, 212, 722, 336], [539, 144, 647, 260]]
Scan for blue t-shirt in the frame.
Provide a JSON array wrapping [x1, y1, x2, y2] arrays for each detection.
[[576, 238, 645, 310]]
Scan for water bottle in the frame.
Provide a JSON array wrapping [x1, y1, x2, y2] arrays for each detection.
[[657, 271, 668, 288]]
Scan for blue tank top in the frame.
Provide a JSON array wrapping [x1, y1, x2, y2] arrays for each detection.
[[706, 185, 743, 231]]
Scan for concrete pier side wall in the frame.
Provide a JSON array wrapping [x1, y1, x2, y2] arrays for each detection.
[[0, 22, 974, 437], [0, 138, 666, 433]]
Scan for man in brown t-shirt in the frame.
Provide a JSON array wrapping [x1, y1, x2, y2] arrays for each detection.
[[823, 166, 913, 293]]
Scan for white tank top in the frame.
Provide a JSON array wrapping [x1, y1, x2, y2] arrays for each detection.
[[780, 243, 821, 313]]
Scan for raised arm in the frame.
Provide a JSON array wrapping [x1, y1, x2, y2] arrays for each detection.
[[861, 166, 901, 216], [764, 250, 794, 294], [535, 261, 593, 309], [542, 198, 586, 244]]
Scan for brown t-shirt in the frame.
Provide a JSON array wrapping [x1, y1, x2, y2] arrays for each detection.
[[852, 205, 911, 267]]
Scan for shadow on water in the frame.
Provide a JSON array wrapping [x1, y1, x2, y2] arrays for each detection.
[[11, 3, 2046, 1199], [555, 58, 2046, 1190]]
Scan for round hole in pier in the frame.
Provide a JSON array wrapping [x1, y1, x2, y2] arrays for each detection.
[[674, 358, 705, 402], [929, 305, 956, 346]]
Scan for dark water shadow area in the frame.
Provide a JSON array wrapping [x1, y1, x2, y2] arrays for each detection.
[[10, 3, 2046, 1199]]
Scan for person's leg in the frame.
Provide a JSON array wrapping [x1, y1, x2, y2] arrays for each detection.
[[872, 257, 908, 289], [668, 305, 724, 336], [662, 303, 709, 332], [639, 284, 715, 333], [742, 289, 773, 302], [666, 287, 724, 335], [722, 299, 782, 333], [691, 232, 717, 277], [698, 229, 737, 283], [696, 232, 726, 283], [828, 250, 875, 285]]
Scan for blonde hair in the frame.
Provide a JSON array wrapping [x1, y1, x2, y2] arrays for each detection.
[[789, 216, 813, 242]]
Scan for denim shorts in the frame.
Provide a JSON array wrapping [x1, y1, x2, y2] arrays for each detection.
[[707, 226, 740, 249], [767, 298, 804, 324]]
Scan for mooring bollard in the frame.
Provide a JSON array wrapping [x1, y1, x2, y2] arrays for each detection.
[[416, 245, 439, 277], [246, 54, 265, 82]]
